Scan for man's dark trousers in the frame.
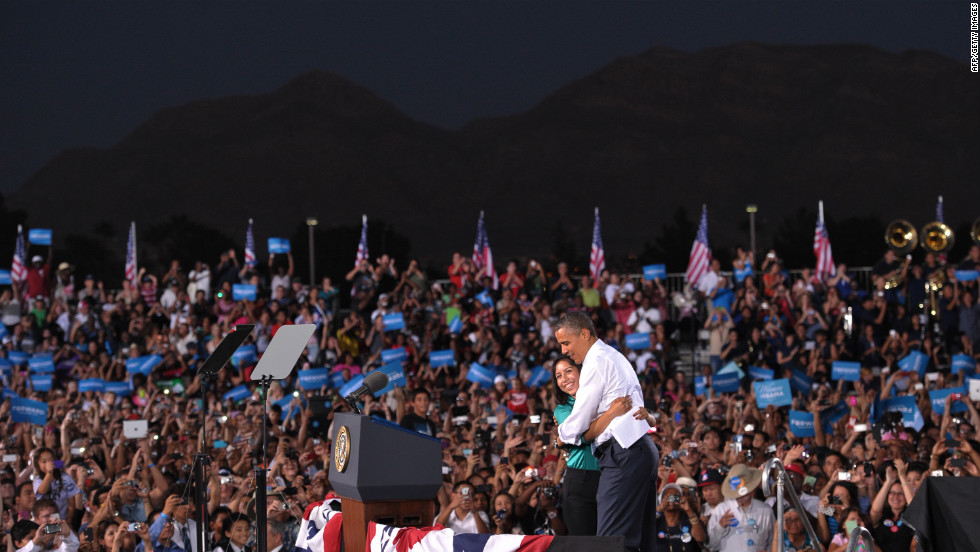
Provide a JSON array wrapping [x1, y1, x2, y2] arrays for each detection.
[[596, 436, 659, 552]]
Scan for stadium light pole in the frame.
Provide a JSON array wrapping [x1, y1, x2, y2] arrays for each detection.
[[746, 204, 758, 255], [306, 217, 318, 288]]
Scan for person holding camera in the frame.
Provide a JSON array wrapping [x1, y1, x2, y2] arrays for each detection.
[[707, 464, 774, 552], [434, 482, 490, 534], [654, 484, 705, 551]]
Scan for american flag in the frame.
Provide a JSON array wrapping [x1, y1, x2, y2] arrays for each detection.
[[354, 214, 369, 268], [813, 201, 836, 282], [472, 211, 498, 289], [124, 222, 137, 285], [589, 207, 605, 284], [11, 224, 27, 283], [368, 521, 554, 552], [244, 218, 256, 267], [685, 205, 711, 285]]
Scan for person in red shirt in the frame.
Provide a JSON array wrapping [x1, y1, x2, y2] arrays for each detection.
[[25, 251, 52, 300]]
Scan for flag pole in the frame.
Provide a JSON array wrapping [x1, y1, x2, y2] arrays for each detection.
[[131, 221, 137, 280], [818, 201, 824, 224]]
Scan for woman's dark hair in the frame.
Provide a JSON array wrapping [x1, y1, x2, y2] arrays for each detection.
[[551, 356, 579, 406], [828, 481, 860, 512]]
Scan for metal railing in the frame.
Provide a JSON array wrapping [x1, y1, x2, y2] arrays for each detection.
[[762, 457, 824, 552], [845, 526, 875, 552]]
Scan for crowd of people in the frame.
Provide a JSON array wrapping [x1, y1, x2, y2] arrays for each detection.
[[2, 240, 980, 552]]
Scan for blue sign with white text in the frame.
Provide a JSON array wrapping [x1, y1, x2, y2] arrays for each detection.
[[232, 284, 257, 301], [339, 375, 365, 399], [381, 348, 408, 363], [297, 367, 330, 390], [78, 378, 106, 392], [527, 365, 550, 387], [954, 270, 979, 282], [104, 381, 131, 396], [0, 270, 11, 285], [10, 396, 48, 425], [712, 371, 742, 394], [695, 376, 707, 397], [29, 356, 55, 373], [382, 313, 406, 332], [929, 386, 968, 415], [268, 238, 291, 254], [790, 370, 812, 396], [466, 363, 495, 388], [831, 361, 862, 382], [126, 355, 163, 376], [789, 410, 816, 437], [754, 379, 792, 408], [898, 351, 929, 378], [30, 374, 53, 392], [231, 345, 258, 367], [28, 229, 52, 246], [373, 362, 406, 397], [8, 351, 29, 365], [749, 366, 773, 381], [625, 332, 651, 350], [429, 349, 456, 368], [222, 385, 251, 402], [951, 354, 975, 375], [642, 264, 667, 281]]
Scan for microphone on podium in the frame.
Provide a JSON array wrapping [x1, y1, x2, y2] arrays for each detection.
[[344, 371, 389, 413]]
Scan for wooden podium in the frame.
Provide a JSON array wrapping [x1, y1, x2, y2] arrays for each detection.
[[329, 413, 442, 552]]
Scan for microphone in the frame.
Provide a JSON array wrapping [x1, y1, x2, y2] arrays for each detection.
[[343, 371, 389, 413]]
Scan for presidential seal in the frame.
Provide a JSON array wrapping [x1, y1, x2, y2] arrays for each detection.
[[334, 426, 351, 472]]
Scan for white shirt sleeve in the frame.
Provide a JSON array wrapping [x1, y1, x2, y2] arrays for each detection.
[[706, 501, 730, 552]]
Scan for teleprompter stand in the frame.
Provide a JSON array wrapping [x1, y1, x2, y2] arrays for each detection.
[[249, 324, 316, 552], [193, 324, 255, 552]]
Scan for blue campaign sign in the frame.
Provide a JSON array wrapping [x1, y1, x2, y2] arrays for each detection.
[[790, 370, 812, 396], [231, 345, 258, 367], [712, 371, 742, 393], [1, 387, 18, 401], [951, 354, 975, 375], [0, 358, 12, 376], [789, 410, 816, 437], [753, 379, 793, 408], [339, 375, 365, 399], [527, 365, 550, 387], [879, 396, 923, 429], [448, 315, 463, 334], [10, 396, 48, 425], [373, 362, 407, 397], [749, 366, 774, 381], [381, 347, 408, 363], [382, 313, 406, 332], [28, 356, 55, 373], [820, 401, 849, 435], [694, 376, 707, 397], [898, 351, 929, 378], [273, 394, 305, 418], [0, 270, 11, 285], [297, 367, 330, 390], [642, 264, 667, 281], [0, 324, 7, 340], [30, 374, 53, 392], [466, 363, 496, 388], [8, 351, 29, 365], [475, 290, 495, 307], [78, 378, 106, 392], [28, 229, 53, 246], [232, 284, 257, 301], [717, 362, 746, 380], [104, 381, 131, 396], [929, 386, 969, 415], [126, 355, 163, 375], [222, 384, 251, 402], [268, 237, 291, 254], [430, 349, 456, 368], [733, 266, 753, 283], [329, 371, 348, 389], [625, 332, 651, 350], [831, 361, 862, 382], [954, 270, 979, 282]]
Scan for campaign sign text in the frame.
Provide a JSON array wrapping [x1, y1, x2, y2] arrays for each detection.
[[831, 361, 861, 382], [929, 386, 969, 415], [231, 345, 258, 367], [8, 351, 29, 365], [749, 366, 773, 381], [126, 355, 163, 376], [898, 351, 928, 378], [232, 284, 257, 301], [30, 374, 53, 392], [466, 363, 495, 388], [625, 332, 651, 350], [789, 410, 816, 437], [527, 365, 550, 387], [951, 354, 975, 375], [297, 367, 330, 390], [712, 371, 741, 393], [373, 362, 406, 397], [78, 378, 106, 392], [382, 313, 406, 332], [381, 348, 408, 363], [954, 270, 979, 282], [29, 356, 55, 373], [104, 381, 131, 396], [0, 270, 11, 285], [642, 264, 666, 281], [429, 349, 455, 368], [879, 396, 921, 427], [753, 379, 792, 408], [820, 401, 849, 435], [268, 238, 291, 254], [339, 375, 365, 399], [10, 396, 47, 425], [28, 229, 53, 246]]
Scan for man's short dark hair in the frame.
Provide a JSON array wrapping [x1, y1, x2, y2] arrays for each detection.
[[409, 388, 429, 401], [554, 311, 596, 338], [33, 498, 58, 518], [12, 520, 39, 545]]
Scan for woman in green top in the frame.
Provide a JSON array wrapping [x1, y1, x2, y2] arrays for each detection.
[[552, 355, 648, 535]]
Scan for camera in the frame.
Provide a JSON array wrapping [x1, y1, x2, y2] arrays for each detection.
[[44, 524, 62, 535], [829, 495, 843, 505], [666, 494, 681, 504], [662, 455, 673, 468], [540, 486, 557, 499], [128, 523, 142, 532]]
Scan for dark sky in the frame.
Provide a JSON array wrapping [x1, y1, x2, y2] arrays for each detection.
[[0, 1, 970, 195]]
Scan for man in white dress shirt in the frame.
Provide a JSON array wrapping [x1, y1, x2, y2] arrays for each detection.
[[554, 312, 658, 552]]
